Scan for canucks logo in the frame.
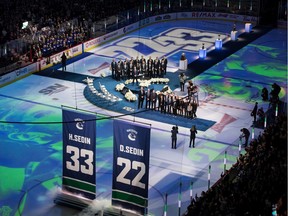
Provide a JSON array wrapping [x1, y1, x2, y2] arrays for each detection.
[[75, 118, 84, 130], [127, 129, 137, 141]]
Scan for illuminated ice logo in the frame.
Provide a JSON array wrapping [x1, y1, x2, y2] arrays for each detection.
[[96, 27, 219, 59], [127, 129, 137, 141], [75, 118, 84, 130]]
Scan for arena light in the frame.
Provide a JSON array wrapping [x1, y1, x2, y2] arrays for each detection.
[[22, 21, 28, 29]]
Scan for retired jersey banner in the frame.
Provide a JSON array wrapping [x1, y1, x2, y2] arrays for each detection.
[[112, 120, 151, 215], [62, 109, 96, 200]]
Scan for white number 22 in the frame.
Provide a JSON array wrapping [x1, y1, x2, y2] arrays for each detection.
[[116, 157, 146, 189]]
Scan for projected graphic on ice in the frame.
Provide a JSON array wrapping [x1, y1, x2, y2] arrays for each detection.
[[0, 21, 286, 216]]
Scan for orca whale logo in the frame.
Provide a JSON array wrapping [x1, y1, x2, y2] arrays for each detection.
[[127, 129, 137, 141], [75, 118, 84, 130]]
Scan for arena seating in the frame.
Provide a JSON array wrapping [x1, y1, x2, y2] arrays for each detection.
[[183, 114, 287, 216]]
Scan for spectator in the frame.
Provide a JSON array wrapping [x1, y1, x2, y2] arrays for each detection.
[[251, 102, 258, 124], [270, 83, 281, 105], [184, 115, 287, 216], [61, 52, 67, 71], [256, 107, 265, 126], [240, 128, 250, 147], [261, 87, 269, 101]]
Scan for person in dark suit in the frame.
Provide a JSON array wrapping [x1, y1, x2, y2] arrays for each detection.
[[189, 125, 198, 148], [134, 56, 140, 66], [172, 95, 177, 115], [111, 58, 117, 79], [115, 60, 122, 81], [174, 95, 180, 115], [187, 101, 193, 119], [151, 89, 157, 110], [171, 125, 178, 149], [128, 59, 134, 79], [167, 94, 174, 114], [183, 97, 189, 117], [132, 65, 139, 84], [138, 87, 145, 109], [160, 58, 165, 77], [140, 56, 146, 74], [163, 56, 168, 75], [161, 93, 168, 113], [154, 56, 160, 77], [122, 58, 129, 80], [179, 72, 186, 92], [141, 59, 147, 76], [158, 92, 165, 113], [191, 99, 198, 118], [119, 59, 124, 79], [145, 88, 151, 109], [61, 52, 67, 71], [187, 80, 194, 97], [147, 56, 153, 78]]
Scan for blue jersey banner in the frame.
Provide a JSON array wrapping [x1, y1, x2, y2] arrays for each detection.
[[112, 120, 151, 215], [62, 109, 96, 200]]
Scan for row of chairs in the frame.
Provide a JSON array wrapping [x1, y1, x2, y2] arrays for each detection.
[[98, 82, 121, 102], [86, 77, 121, 103], [87, 77, 105, 98]]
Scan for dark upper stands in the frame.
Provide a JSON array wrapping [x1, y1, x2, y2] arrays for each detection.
[[0, 0, 140, 70]]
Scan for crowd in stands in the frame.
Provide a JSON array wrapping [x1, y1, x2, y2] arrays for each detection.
[[0, 0, 140, 69], [2, 0, 283, 70], [0, 0, 286, 71], [184, 113, 287, 216]]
